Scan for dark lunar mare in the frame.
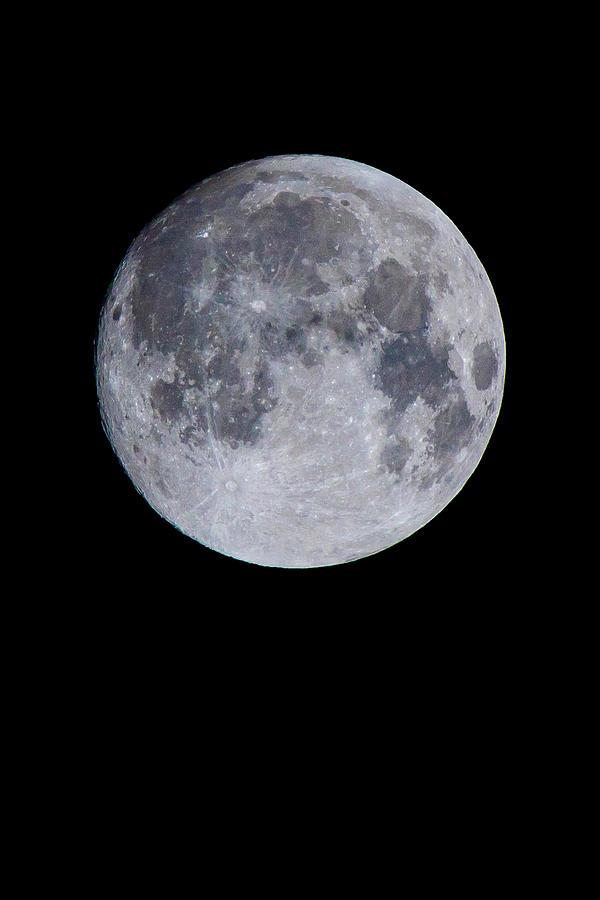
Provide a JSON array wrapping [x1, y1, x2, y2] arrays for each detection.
[[472, 341, 499, 390], [363, 258, 429, 332], [121, 186, 376, 450], [112, 171, 484, 482], [363, 256, 477, 483]]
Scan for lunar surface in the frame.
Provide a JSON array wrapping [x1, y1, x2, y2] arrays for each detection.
[[96, 155, 505, 567]]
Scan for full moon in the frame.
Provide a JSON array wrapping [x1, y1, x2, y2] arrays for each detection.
[[96, 155, 505, 567]]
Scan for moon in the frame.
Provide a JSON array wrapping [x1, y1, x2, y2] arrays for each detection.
[[96, 155, 505, 567]]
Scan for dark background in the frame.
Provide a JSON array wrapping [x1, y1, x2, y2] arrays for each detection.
[[19, 20, 581, 852]]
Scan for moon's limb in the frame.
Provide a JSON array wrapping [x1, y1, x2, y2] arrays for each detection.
[[96, 155, 505, 567]]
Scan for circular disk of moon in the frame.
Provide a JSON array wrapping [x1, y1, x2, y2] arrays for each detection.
[[96, 155, 505, 567]]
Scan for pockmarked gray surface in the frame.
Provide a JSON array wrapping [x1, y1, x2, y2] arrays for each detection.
[[96, 155, 505, 567]]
